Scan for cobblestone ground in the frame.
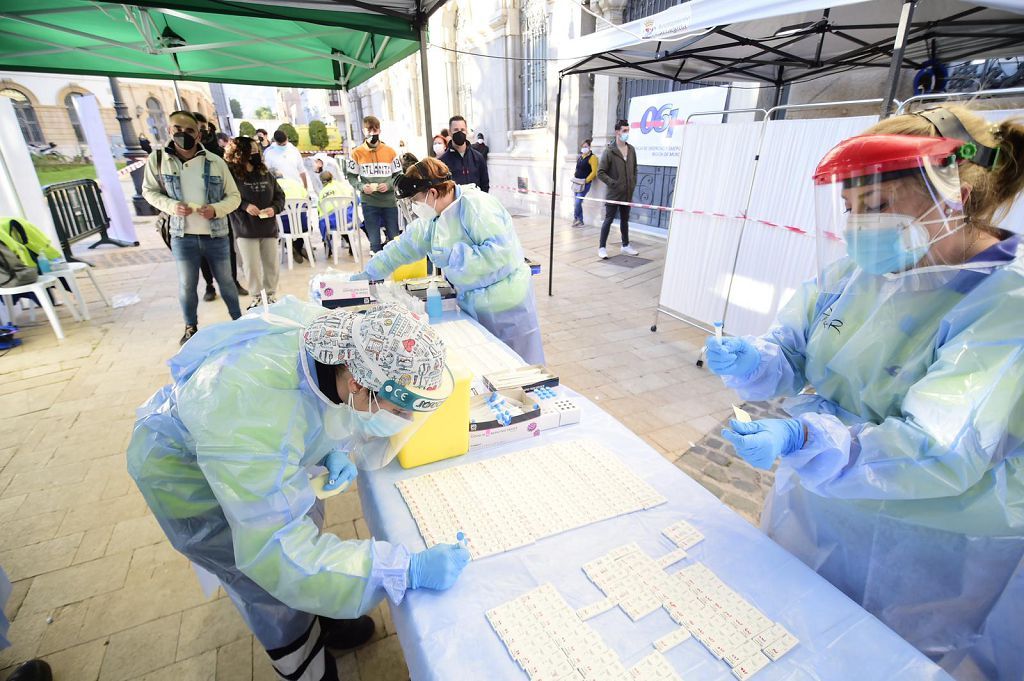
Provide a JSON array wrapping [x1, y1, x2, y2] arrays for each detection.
[[673, 400, 785, 522], [1, 202, 781, 680]]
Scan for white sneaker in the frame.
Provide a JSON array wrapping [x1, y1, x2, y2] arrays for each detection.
[[598, 247, 608, 259], [621, 244, 639, 256]]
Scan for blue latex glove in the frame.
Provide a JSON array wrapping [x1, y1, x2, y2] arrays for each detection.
[[349, 271, 370, 281], [322, 449, 357, 491], [705, 336, 760, 378], [721, 418, 805, 470], [408, 544, 471, 591]]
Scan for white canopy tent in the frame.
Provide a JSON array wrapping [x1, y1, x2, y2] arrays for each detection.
[[544, 0, 1024, 295]]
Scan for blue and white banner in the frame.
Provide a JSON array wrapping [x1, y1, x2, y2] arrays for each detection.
[[625, 87, 730, 167]]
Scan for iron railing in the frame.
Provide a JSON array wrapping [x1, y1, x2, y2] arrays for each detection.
[[43, 179, 132, 261]]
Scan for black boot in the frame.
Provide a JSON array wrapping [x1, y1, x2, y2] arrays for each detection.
[[179, 325, 198, 345], [7, 660, 53, 681], [203, 286, 217, 302], [319, 615, 375, 650]]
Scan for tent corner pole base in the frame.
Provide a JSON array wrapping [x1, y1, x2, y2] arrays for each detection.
[[548, 76, 564, 297]]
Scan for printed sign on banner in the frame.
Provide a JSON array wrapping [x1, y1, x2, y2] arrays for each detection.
[[626, 87, 730, 167]]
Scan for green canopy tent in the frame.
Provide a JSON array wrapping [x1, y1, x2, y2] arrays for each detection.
[[0, 0, 448, 142]]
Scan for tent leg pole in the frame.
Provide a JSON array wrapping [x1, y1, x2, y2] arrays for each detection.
[[172, 80, 183, 110], [548, 76, 563, 297], [419, 25, 434, 157], [881, 0, 917, 118]]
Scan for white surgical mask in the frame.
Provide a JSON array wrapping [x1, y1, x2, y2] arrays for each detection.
[[844, 207, 958, 275], [411, 193, 438, 221], [346, 392, 411, 469], [581, 146, 590, 155], [433, 143, 446, 156], [363, 409, 412, 437]]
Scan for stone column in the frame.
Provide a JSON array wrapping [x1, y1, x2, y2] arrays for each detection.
[[589, 0, 627, 147]]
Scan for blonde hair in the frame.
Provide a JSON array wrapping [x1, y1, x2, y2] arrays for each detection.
[[864, 105, 1024, 234], [406, 157, 456, 199]]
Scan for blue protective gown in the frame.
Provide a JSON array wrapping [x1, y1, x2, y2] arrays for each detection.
[[722, 237, 1024, 681], [364, 185, 545, 364], [126, 297, 412, 650]]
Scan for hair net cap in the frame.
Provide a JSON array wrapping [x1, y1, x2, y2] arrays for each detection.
[[302, 302, 449, 396]]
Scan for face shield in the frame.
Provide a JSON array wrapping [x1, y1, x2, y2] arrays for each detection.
[[302, 303, 454, 471], [813, 134, 975, 292]]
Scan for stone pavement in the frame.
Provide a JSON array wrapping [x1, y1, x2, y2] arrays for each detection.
[[0, 209, 778, 680]]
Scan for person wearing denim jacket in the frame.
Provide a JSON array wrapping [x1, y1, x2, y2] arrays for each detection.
[[143, 110, 242, 345]]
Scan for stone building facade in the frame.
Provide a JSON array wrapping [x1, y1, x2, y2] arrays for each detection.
[[0, 72, 215, 158]]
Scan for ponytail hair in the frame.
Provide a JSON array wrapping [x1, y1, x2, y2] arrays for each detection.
[[865, 105, 1024, 234], [990, 117, 1024, 225]]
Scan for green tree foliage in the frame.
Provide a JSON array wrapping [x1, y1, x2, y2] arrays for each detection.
[[278, 123, 299, 146], [238, 120, 256, 137], [308, 120, 329, 150], [254, 106, 275, 120], [229, 98, 243, 118]]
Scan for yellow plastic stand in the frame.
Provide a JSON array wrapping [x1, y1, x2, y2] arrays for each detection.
[[392, 258, 428, 282], [397, 367, 471, 468]]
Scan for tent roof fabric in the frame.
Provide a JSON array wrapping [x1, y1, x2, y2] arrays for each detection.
[[0, 0, 445, 89], [561, 0, 1024, 86]]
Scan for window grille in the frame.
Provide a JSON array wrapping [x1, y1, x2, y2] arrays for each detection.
[[519, 0, 548, 129]]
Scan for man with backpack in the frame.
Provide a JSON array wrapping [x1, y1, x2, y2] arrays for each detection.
[[143, 110, 241, 345]]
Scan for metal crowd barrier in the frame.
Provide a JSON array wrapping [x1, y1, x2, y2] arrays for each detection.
[[43, 179, 132, 261]]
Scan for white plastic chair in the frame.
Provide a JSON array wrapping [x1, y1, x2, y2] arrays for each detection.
[[49, 261, 110, 320], [0, 274, 81, 340], [319, 196, 364, 268], [277, 199, 316, 270]]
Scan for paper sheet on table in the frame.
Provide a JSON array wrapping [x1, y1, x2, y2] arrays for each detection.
[[310, 472, 351, 500], [732, 405, 752, 423]]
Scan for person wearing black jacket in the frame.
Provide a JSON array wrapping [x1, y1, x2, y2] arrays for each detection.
[[225, 136, 285, 309], [439, 115, 489, 192], [193, 112, 223, 158], [191, 112, 248, 296], [472, 133, 489, 161]]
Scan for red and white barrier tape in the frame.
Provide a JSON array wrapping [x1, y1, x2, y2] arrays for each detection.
[[117, 159, 147, 176], [492, 184, 843, 242]]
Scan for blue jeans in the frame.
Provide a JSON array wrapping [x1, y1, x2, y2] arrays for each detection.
[[361, 204, 400, 252], [574, 181, 592, 222], [171, 235, 241, 327]]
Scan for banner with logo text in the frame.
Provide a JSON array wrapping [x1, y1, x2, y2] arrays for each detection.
[[626, 87, 730, 167]]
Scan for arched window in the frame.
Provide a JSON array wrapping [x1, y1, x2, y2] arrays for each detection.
[[65, 92, 85, 143], [1, 87, 44, 145], [146, 97, 166, 143]]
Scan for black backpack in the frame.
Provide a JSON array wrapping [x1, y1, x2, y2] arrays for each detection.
[[0, 219, 40, 287], [0, 240, 38, 287]]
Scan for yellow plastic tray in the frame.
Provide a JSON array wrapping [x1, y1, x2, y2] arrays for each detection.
[[397, 368, 471, 468]]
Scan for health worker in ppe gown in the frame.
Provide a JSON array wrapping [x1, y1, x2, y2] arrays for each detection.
[[704, 105, 1024, 681], [352, 158, 545, 364], [127, 300, 470, 681]]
